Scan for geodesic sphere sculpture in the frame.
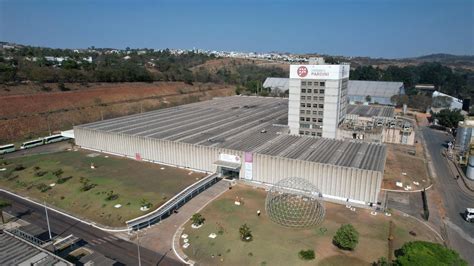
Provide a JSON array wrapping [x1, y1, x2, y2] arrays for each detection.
[[265, 177, 325, 228]]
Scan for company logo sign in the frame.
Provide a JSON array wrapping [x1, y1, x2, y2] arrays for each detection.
[[297, 66, 308, 77], [219, 153, 241, 164]]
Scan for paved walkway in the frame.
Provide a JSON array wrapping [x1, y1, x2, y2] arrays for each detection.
[[133, 180, 230, 264]]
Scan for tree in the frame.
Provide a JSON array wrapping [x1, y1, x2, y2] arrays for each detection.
[[190, 213, 205, 226], [0, 200, 12, 224], [394, 241, 467, 266], [390, 95, 409, 107], [239, 223, 252, 241], [432, 109, 464, 128], [298, 249, 315, 260], [372, 257, 391, 266], [365, 95, 372, 103], [333, 224, 359, 250]]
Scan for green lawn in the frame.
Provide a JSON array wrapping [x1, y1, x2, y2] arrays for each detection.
[[0, 150, 205, 227], [181, 185, 441, 265]]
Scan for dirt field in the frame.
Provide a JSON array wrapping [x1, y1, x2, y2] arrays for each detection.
[[0, 149, 205, 227], [181, 184, 440, 265], [0, 82, 234, 142], [383, 143, 431, 190]]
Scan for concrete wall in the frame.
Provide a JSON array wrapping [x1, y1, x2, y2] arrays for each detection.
[[382, 128, 415, 145], [75, 127, 382, 204]]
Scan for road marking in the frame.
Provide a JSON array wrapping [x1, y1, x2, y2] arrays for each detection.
[[103, 236, 117, 241]]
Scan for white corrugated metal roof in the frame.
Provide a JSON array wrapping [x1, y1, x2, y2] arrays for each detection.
[[263, 77, 289, 91], [348, 80, 404, 97]]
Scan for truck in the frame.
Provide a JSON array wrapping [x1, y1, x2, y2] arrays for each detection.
[[465, 208, 474, 222]]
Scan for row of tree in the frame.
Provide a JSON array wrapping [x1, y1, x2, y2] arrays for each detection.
[[1, 47, 287, 93]]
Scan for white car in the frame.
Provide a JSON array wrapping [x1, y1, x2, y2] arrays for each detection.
[[465, 208, 474, 222]]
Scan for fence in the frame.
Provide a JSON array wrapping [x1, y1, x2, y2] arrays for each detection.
[[126, 173, 219, 230]]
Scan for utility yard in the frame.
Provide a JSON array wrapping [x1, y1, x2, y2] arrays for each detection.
[[0, 149, 205, 227], [180, 184, 441, 265]]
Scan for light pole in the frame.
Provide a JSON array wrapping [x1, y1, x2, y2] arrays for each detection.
[[44, 201, 52, 240], [136, 231, 142, 266]]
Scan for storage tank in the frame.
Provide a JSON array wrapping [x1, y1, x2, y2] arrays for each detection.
[[466, 156, 474, 180], [455, 122, 472, 152]]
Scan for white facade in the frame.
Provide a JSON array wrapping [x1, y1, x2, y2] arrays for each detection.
[[288, 64, 350, 139], [74, 128, 383, 204]]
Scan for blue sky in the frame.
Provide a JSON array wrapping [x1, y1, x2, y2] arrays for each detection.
[[0, 0, 472, 58]]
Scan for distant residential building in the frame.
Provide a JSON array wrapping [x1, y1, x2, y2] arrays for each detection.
[[44, 56, 67, 63], [83, 56, 93, 63], [348, 80, 405, 106]]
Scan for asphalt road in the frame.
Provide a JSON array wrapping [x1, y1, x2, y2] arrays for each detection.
[[0, 191, 182, 266], [1, 141, 71, 159], [421, 126, 474, 263]]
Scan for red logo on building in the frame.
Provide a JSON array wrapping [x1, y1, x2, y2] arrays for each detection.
[[297, 66, 308, 77]]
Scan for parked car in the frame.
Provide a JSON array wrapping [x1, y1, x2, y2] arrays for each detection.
[[465, 208, 474, 222]]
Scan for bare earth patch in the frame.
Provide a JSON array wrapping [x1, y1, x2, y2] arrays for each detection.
[[383, 144, 431, 190]]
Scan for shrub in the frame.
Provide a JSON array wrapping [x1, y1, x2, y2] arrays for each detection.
[[8, 175, 19, 181], [333, 224, 359, 250], [239, 223, 252, 242], [79, 177, 97, 191], [57, 176, 73, 184], [372, 257, 391, 266], [58, 82, 70, 91], [140, 198, 152, 208], [52, 169, 64, 177], [35, 171, 48, 177], [14, 164, 25, 171], [105, 190, 119, 201], [298, 249, 315, 260], [190, 213, 205, 226], [394, 241, 467, 266], [36, 183, 51, 192]]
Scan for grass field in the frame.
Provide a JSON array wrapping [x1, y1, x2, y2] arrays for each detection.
[[0, 150, 205, 227], [181, 185, 440, 265]]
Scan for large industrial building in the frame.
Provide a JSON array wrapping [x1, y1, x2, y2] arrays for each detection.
[[74, 96, 386, 205], [347, 80, 405, 105], [264, 78, 405, 107], [288, 63, 350, 138]]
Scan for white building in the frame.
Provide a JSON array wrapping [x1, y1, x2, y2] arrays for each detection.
[[288, 62, 350, 138], [431, 91, 463, 112]]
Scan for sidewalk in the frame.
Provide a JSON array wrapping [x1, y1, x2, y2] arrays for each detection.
[[136, 180, 230, 263], [443, 150, 474, 194]]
